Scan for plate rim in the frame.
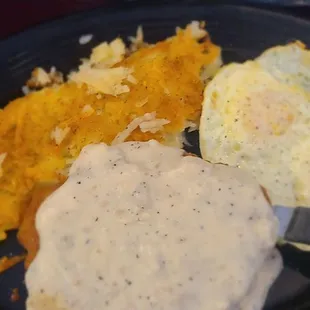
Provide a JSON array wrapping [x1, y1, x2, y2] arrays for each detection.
[[2, 3, 310, 47]]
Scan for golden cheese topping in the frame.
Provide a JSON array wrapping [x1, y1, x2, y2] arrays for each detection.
[[0, 23, 222, 240], [26, 141, 282, 310]]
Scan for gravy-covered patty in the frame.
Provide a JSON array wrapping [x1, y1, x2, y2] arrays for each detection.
[[26, 141, 282, 310]]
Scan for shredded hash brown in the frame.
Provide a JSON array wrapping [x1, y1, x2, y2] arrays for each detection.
[[0, 23, 222, 272]]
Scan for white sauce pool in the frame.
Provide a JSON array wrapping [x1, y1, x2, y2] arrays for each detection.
[[26, 140, 282, 310]]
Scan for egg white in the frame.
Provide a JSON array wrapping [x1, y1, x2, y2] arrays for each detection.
[[200, 43, 310, 207]]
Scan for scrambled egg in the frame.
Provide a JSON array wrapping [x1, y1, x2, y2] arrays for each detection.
[[0, 22, 222, 241], [200, 42, 310, 208]]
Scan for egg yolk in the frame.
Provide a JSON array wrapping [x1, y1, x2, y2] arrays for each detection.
[[240, 90, 295, 136]]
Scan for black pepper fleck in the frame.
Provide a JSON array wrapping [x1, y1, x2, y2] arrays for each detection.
[[125, 279, 132, 285]]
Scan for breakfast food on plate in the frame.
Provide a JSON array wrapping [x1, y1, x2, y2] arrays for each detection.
[[25, 140, 282, 310], [2, 18, 303, 309], [0, 21, 222, 243], [0, 255, 25, 273], [200, 41, 310, 208], [17, 182, 62, 269]]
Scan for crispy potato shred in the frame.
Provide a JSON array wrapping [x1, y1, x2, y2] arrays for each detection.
[[10, 288, 20, 303], [0, 254, 25, 273], [0, 22, 221, 271]]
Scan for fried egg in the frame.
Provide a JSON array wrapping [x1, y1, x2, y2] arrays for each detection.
[[200, 42, 310, 207]]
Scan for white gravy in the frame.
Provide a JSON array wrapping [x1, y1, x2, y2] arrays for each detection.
[[26, 140, 282, 310]]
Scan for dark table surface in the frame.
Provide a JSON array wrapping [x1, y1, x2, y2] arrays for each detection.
[[0, 0, 112, 39]]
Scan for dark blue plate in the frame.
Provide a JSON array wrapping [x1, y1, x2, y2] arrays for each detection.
[[1, 4, 310, 309]]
